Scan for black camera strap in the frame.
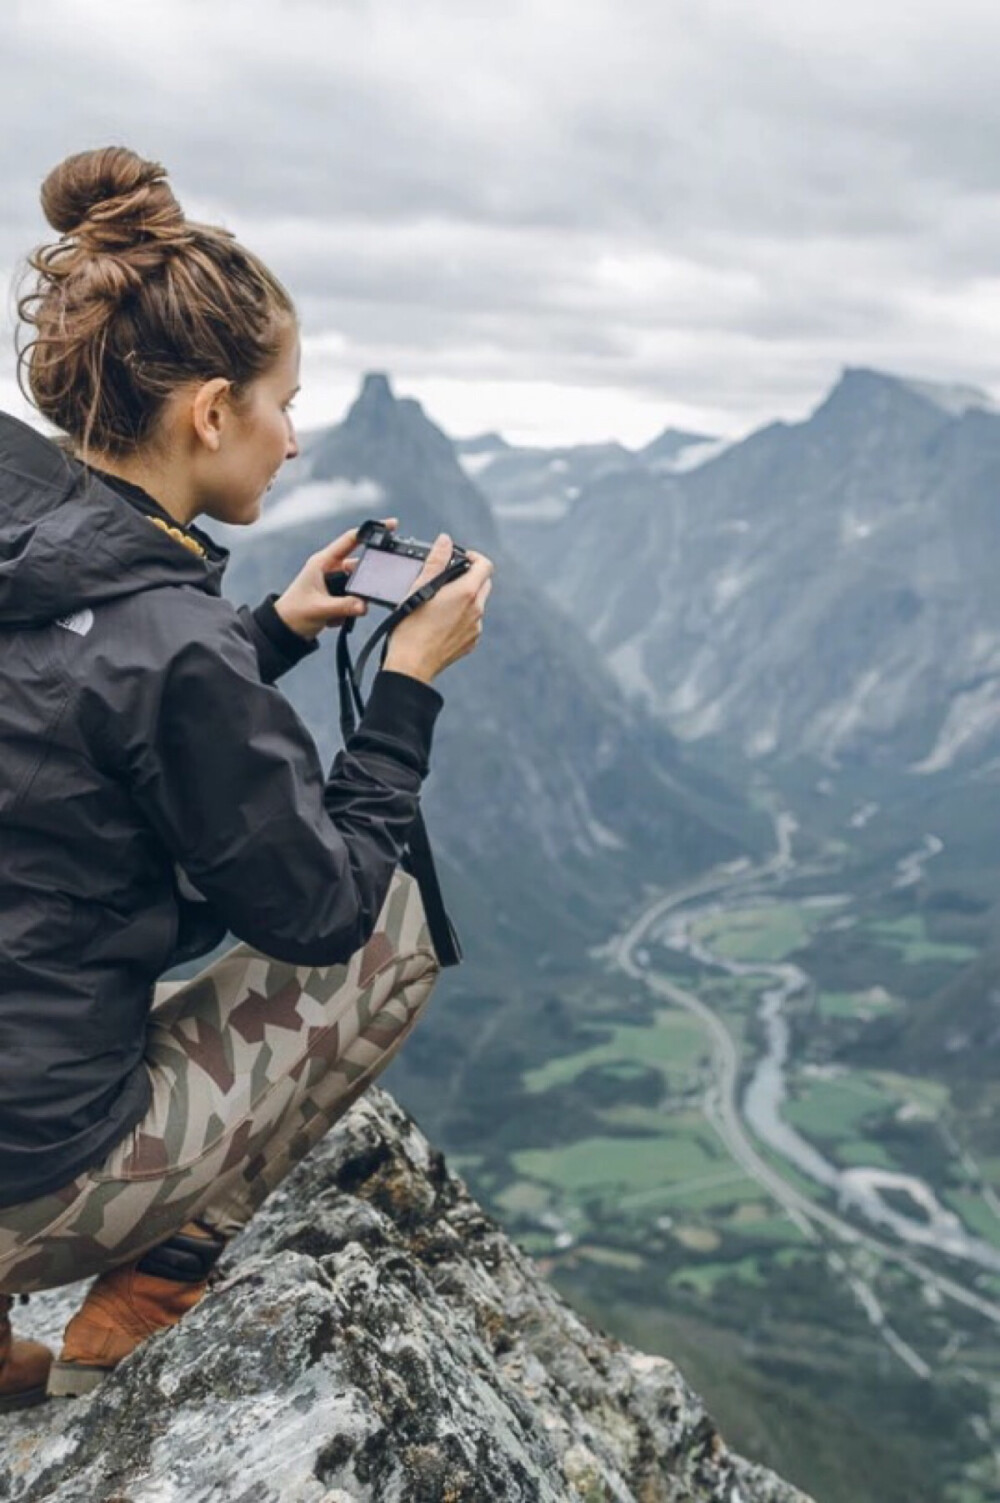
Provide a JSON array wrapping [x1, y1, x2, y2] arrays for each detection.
[[328, 562, 467, 969]]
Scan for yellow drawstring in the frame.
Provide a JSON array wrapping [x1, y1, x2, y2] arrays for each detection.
[[145, 514, 207, 560]]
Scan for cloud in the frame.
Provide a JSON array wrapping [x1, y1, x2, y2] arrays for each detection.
[[250, 478, 385, 536], [4, 0, 1000, 444]]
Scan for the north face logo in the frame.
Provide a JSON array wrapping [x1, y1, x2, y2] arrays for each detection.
[[54, 609, 95, 637]]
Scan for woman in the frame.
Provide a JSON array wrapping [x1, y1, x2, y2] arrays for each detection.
[[0, 146, 493, 1407]]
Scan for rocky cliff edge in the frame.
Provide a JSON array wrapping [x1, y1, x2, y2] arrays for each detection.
[[1, 1090, 813, 1503]]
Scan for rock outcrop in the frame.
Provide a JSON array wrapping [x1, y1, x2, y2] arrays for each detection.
[[2, 1090, 812, 1502]]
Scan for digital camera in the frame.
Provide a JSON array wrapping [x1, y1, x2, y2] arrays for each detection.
[[343, 518, 470, 609]]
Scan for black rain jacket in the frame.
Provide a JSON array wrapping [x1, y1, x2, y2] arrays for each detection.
[[0, 411, 443, 1209]]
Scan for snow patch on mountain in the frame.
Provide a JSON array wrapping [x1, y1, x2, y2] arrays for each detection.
[[746, 720, 780, 758], [911, 679, 1000, 773], [654, 437, 733, 473], [564, 764, 627, 853], [664, 645, 719, 724], [807, 668, 884, 767], [457, 450, 502, 479], [607, 635, 659, 707], [713, 568, 753, 610], [841, 512, 876, 544]]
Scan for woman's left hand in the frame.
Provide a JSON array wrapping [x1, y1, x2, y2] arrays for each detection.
[[273, 517, 398, 640]]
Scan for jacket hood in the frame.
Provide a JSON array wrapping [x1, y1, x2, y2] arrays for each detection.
[[0, 410, 229, 626]]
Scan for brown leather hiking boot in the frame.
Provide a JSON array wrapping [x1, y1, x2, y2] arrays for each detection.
[[0, 1294, 53, 1411], [47, 1219, 227, 1398]]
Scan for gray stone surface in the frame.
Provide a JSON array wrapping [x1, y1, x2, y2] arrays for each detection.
[[1, 1090, 812, 1502]]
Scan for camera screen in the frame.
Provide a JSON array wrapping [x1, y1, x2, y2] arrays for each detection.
[[350, 547, 424, 605]]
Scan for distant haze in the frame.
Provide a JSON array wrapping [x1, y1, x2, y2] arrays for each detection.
[[4, 1, 1000, 445]]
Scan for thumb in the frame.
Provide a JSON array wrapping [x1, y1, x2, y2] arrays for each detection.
[[411, 532, 452, 592]]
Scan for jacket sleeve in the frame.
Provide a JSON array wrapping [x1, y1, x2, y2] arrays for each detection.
[[235, 595, 320, 685], [83, 598, 444, 966]]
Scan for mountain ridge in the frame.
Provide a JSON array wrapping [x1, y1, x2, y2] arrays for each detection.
[[484, 363, 1000, 771]]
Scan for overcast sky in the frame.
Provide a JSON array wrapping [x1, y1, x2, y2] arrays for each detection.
[[4, 0, 1000, 446]]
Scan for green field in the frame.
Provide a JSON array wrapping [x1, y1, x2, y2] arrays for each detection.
[[691, 903, 818, 962], [574, 1244, 645, 1271], [818, 987, 901, 1020], [784, 1071, 898, 1141], [670, 1255, 767, 1294], [866, 914, 978, 965], [834, 1138, 898, 1170], [869, 1071, 949, 1117], [521, 1009, 708, 1094], [601, 1167, 764, 1217], [722, 1208, 812, 1245], [943, 1191, 1000, 1249], [512, 1119, 724, 1198]]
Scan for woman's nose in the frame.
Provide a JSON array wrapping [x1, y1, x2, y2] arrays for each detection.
[[285, 421, 299, 460]]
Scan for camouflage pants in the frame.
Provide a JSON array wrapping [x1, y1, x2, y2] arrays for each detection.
[[0, 868, 440, 1295]]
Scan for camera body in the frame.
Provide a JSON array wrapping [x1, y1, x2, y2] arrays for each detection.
[[345, 518, 470, 608]]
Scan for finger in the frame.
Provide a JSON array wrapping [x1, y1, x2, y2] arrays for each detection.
[[330, 596, 367, 618], [464, 555, 494, 591], [411, 532, 453, 589], [316, 526, 360, 562], [464, 549, 494, 577], [475, 576, 493, 607]]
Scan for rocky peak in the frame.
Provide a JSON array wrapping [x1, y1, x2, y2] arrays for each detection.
[[342, 373, 433, 447], [308, 374, 499, 547], [639, 427, 717, 464], [455, 432, 511, 456], [354, 370, 396, 413], [809, 366, 974, 436], [2, 1090, 811, 1503]]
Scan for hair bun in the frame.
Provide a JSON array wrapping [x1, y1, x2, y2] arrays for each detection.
[[40, 145, 187, 253]]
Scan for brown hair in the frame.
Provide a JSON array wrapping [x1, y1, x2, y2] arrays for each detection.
[[15, 146, 296, 461]]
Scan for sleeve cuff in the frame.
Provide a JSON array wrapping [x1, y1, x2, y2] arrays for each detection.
[[239, 595, 320, 684], [353, 668, 444, 778]]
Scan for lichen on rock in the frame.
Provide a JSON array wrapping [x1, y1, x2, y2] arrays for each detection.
[[1, 1089, 813, 1502]]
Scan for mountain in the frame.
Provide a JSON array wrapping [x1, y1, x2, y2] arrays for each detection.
[[638, 426, 727, 473], [3, 1089, 810, 1503], [456, 432, 638, 521], [462, 426, 728, 524], [454, 431, 512, 456], [489, 367, 1000, 772]]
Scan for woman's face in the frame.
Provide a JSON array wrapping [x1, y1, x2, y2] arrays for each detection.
[[198, 318, 301, 527]]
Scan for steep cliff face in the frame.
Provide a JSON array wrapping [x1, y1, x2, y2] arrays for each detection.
[[1, 1091, 811, 1503]]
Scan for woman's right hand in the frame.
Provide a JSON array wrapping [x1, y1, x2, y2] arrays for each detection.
[[383, 533, 494, 684]]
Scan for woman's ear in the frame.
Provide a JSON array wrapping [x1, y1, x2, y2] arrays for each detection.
[[189, 377, 233, 453]]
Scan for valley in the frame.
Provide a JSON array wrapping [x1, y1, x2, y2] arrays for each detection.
[[436, 799, 1000, 1503]]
